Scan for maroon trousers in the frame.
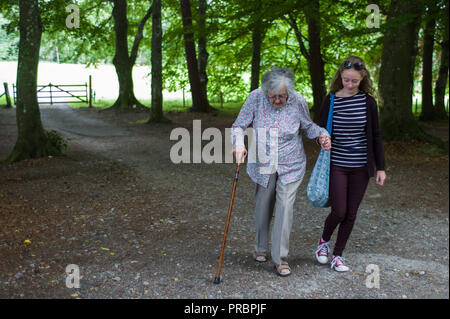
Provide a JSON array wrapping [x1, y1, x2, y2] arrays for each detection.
[[321, 165, 369, 256]]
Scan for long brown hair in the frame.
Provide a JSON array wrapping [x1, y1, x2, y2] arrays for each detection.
[[329, 56, 375, 96]]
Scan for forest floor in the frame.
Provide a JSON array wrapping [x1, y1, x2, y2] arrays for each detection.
[[0, 104, 448, 301]]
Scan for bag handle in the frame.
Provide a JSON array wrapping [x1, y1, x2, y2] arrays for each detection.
[[326, 93, 334, 134]]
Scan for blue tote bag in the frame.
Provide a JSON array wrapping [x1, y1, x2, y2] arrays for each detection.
[[307, 93, 334, 208]]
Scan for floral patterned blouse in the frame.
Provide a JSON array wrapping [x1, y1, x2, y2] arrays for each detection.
[[232, 88, 329, 187]]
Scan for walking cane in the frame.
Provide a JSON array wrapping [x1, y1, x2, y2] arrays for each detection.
[[213, 163, 241, 284]]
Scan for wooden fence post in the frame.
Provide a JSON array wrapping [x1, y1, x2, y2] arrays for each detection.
[[12, 84, 16, 105], [89, 75, 92, 108], [49, 83, 53, 105], [3, 82, 11, 108]]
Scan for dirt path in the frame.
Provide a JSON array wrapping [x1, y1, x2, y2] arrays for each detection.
[[0, 105, 448, 300]]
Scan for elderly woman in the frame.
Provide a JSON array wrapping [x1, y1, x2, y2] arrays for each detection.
[[232, 67, 331, 277]]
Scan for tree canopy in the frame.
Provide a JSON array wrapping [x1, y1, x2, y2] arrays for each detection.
[[0, 0, 448, 162]]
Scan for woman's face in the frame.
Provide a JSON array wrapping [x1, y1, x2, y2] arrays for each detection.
[[268, 85, 288, 109], [341, 69, 362, 94]]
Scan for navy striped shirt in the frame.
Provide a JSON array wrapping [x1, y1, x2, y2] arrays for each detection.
[[331, 92, 367, 167]]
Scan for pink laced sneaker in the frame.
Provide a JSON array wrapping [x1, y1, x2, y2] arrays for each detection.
[[331, 255, 350, 272], [315, 238, 329, 264]]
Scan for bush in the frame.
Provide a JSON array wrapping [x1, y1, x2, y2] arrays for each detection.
[[45, 130, 68, 156]]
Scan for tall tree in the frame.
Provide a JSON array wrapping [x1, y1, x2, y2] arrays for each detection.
[[250, 22, 264, 92], [379, 0, 446, 149], [378, 0, 423, 141], [248, 1, 268, 92], [6, 0, 48, 162], [180, 0, 210, 112], [110, 0, 152, 110], [434, 0, 449, 119], [420, 2, 438, 121], [197, 0, 209, 101], [148, 0, 168, 122], [287, 0, 326, 122], [305, 0, 326, 122]]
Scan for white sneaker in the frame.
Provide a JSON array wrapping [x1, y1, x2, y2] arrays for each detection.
[[315, 240, 329, 264], [331, 255, 350, 272]]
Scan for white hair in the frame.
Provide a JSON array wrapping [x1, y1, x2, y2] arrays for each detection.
[[261, 67, 296, 96]]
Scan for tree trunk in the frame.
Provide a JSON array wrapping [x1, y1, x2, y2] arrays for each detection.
[[148, 0, 168, 123], [6, 0, 47, 162], [288, 3, 326, 123], [197, 0, 209, 102], [250, 26, 262, 92], [111, 0, 146, 110], [180, 0, 209, 112], [305, 0, 326, 123], [379, 0, 429, 141], [435, 39, 449, 119], [420, 14, 437, 121], [435, 1, 449, 119]]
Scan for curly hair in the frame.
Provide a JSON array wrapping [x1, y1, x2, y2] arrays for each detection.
[[261, 67, 296, 96], [329, 56, 375, 96]]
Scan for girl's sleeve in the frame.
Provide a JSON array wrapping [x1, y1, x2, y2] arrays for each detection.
[[370, 96, 386, 171], [318, 94, 331, 128]]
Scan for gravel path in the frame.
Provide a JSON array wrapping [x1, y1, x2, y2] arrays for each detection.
[[0, 105, 448, 300]]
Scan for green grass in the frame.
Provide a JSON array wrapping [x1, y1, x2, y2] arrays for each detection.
[[412, 102, 450, 119], [0, 94, 14, 108], [68, 99, 115, 109], [3, 94, 447, 119], [69, 98, 244, 116], [416, 143, 448, 156], [209, 101, 243, 116]]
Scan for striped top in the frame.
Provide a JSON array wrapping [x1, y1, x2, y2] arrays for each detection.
[[331, 92, 368, 167]]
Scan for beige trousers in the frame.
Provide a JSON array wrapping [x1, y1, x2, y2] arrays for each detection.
[[253, 173, 301, 265]]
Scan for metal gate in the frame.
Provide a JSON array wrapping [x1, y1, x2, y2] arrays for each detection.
[[12, 76, 92, 107]]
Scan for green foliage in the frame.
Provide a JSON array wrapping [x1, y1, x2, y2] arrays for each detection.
[[0, 13, 18, 60], [45, 129, 68, 156], [39, 0, 115, 64], [0, 0, 447, 109]]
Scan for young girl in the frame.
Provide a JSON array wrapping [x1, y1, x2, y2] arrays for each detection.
[[314, 56, 386, 272]]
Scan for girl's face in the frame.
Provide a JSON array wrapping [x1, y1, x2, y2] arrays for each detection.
[[341, 69, 362, 94]]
